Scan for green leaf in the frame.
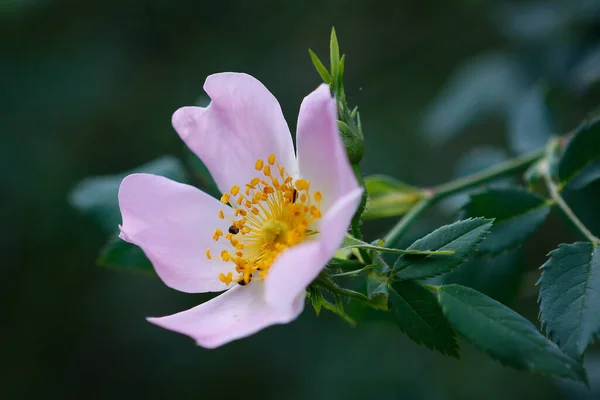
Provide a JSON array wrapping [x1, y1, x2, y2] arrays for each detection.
[[341, 235, 455, 256], [97, 234, 154, 274], [438, 284, 587, 383], [394, 218, 493, 281], [362, 175, 423, 220], [308, 49, 332, 84], [462, 188, 551, 253], [389, 282, 459, 357], [329, 27, 340, 79], [69, 156, 188, 233], [569, 161, 600, 190], [366, 269, 390, 310], [559, 117, 600, 187], [539, 242, 600, 359]]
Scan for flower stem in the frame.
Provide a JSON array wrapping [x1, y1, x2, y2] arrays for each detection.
[[316, 273, 369, 301], [540, 155, 600, 244], [382, 147, 545, 246]]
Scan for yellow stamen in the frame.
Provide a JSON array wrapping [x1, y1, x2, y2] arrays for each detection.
[[205, 158, 323, 287]]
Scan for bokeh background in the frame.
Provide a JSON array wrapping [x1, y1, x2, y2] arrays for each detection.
[[4, 0, 600, 398]]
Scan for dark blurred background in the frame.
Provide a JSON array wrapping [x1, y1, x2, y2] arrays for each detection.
[[4, 0, 600, 398]]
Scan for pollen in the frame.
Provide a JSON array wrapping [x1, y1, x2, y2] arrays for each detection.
[[205, 156, 324, 287]]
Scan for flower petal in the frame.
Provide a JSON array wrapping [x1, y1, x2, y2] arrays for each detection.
[[264, 187, 363, 308], [118, 173, 235, 293], [296, 84, 359, 212], [172, 73, 296, 194], [147, 282, 305, 348]]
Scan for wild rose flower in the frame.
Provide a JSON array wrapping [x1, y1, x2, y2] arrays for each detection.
[[118, 73, 362, 348]]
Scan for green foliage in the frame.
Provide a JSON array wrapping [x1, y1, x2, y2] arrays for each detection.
[[538, 242, 600, 359], [70, 156, 187, 272], [341, 234, 455, 256], [462, 188, 551, 252], [97, 234, 154, 274], [559, 117, 600, 188], [438, 285, 587, 383], [69, 156, 188, 233], [389, 282, 459, 357], [394, 218, 493, 281], [362, 175, 424, 220], [366, 268, 390, 310], [308, 49, 332, 84]]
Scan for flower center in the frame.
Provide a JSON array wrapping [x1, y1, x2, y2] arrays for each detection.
[[207, 154, 322, 286]]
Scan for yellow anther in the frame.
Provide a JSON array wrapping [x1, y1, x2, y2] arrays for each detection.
[[239, 209, 247, 216], [264, 186, 274, 194], [221, 250, 231, 262], [234, 209, 241, 216], [213, 228, 223, 241], [295, 179, 309, 191], [314, 191, 322, 201], [230, 185, 240, 196], [236, 251, 243, 257], [268, 154, 276, 165], [310, 206, 321, 218], [236, 243, 245, 250], [219, 272, 233, 285], [263, 165, 271, 177], [250, 177, 260, 186], [220, 193, 230, 204], [230, 238, 239, 247], [205, 248, 212, 260], [218, 209, 225, 219], [236, 195, 244, 205], [255, 159, 264, 170], [300, 194, 307, 202], [251, 207, 260, 215]]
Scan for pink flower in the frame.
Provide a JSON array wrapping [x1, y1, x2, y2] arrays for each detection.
[[118, 73, 362, 348]]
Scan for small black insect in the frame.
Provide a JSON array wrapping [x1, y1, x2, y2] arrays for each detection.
[[228, 225, 240, 235], [292, 189, 298, 203]]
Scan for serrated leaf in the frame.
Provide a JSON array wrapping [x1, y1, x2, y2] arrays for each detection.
[[69, 156, 188, 233], [462, 188, 550, 253], [308, 49, 332, 84], [394, 218, 493, 281], [362, 175, 423, 220], [559, 117, 600, 187], [341, 235, 455, 256], [539, 242, 600, 359], [438, 284, 587, 383], [97, 234, 154, 274], [389, 282, 459, 357]]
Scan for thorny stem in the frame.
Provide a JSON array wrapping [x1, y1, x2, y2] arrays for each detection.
[[316, 273, 369, 301], [382, 147, 546, 246]]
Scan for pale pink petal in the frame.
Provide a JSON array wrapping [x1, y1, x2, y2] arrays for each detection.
[[119, 173, 236, 293], [264, 188, 363, 308], [172, 73, 296, 194], [147, 282, 305, 348], [296, 84, 359, 212]]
